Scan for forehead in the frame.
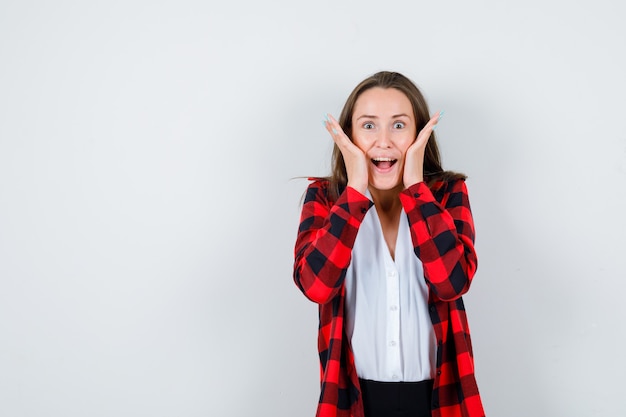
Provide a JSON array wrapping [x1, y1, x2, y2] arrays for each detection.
[[353, 87, 413, 118]]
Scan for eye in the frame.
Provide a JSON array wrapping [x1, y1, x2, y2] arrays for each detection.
[[393, 122, 405, 129], [363, 122, 374, 130]]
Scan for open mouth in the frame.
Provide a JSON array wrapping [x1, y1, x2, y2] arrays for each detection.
[[372, 157, 397, 170]]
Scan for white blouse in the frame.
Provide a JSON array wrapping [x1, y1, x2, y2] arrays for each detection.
[[344, 190, 436, 382]]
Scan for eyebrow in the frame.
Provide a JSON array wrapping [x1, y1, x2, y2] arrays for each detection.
[[356, 113, 411, 120]]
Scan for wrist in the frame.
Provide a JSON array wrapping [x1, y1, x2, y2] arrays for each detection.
[[403, 175, 423, 189], [347, 180, 368, 195]]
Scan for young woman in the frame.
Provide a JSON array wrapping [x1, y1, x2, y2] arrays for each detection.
[[293, 71, 485, 417]]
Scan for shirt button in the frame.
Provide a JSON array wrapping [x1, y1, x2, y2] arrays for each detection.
[[389, 341, 397, 347], [390, 305, 398, 311], [360, 207, 367, 214], [387, 270, 396, 278], [414, 192, 421, 198], [392, 374, 399, 380]]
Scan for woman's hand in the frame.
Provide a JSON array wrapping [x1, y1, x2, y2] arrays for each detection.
[[403, 112, 442, 188], [324, 114, 369, 194]]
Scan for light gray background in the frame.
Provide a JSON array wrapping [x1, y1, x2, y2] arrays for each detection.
[[1, 1, 624, 416]]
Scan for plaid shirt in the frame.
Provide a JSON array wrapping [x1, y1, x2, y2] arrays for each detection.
[[293, 178, 485, 417]]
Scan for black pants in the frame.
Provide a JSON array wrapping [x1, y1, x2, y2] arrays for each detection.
[[359, 378, 434, 417]]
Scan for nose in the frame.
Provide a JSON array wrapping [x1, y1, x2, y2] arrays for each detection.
[[375, 131, 392, 148]]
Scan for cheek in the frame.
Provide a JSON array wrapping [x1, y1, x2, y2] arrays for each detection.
[[352, 136, 373, 153], [396, 135, 415, 153]]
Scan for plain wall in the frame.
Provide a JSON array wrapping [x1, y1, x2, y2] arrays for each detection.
[[1, 1, 625, 416]]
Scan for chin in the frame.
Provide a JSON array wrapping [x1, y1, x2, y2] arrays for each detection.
[[369, 178, 403, 192]]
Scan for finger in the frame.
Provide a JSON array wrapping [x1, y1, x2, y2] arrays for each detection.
[[427, 111, 442, 129], [429, 111, 444, 131], [322, 114, 338, 141], [324, 114, 352, 148], [415, 111, 443, 142], [326, 114, 341, 135]]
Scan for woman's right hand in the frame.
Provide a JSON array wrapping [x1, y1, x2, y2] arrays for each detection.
[[324, 114, 369, 195]]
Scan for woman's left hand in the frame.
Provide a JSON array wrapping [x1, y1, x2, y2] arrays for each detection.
[[403, 112, 442, 188]]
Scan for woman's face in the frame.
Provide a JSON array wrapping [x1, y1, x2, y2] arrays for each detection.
[[351, 87, 417, 192]]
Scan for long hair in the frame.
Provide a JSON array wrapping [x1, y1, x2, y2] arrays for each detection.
[[326, 71, 465, 200]]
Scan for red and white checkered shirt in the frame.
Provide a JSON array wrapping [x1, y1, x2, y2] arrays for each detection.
[[293, 178, 485, 417]]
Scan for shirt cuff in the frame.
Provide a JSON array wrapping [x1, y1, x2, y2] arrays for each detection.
[[401, 182, 435, 202], [335, 186, 374, 220]]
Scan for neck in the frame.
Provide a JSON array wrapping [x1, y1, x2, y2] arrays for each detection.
[[368, 184, 403, 213]]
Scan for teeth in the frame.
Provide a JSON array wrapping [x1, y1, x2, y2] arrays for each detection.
[[372, 157, 395, 162]]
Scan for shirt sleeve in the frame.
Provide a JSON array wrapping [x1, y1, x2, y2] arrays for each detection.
[[399, 179, 478, 301], [293, 180, 373, 304]]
